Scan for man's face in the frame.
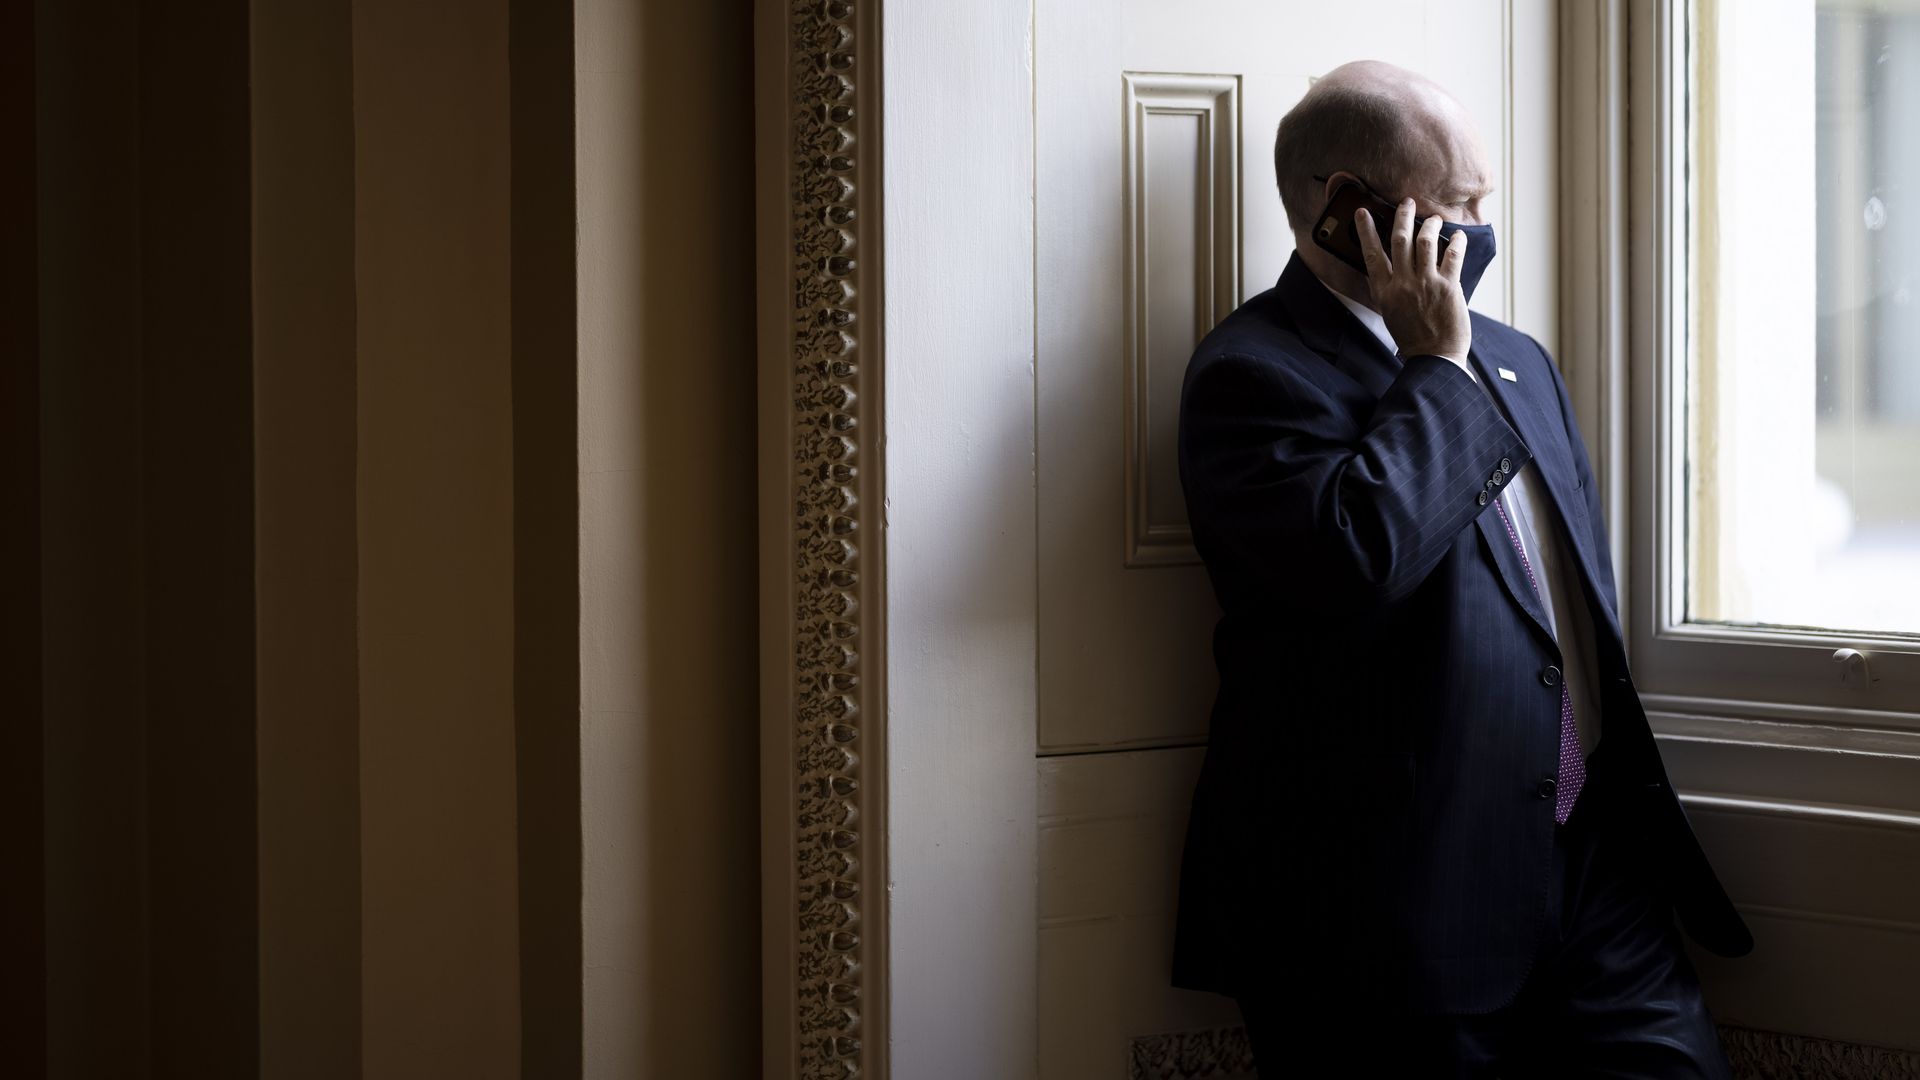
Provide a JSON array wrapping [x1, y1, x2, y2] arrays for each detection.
[[1325, 123, 1495, 229], [1400, 151, 1494, 227]]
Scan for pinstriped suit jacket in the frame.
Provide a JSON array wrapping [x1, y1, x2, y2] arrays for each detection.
[[1168, 253, 1753, 1013]]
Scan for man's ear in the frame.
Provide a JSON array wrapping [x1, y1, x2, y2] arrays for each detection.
[[1321, 170, 1362, 205]]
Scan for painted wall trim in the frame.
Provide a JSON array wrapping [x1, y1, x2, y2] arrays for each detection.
[[508, 0, 581, 1072], [758, 0, 889, 1075], [1120, 71, 1239, 569]]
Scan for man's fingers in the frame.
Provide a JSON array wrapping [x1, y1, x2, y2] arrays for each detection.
[[1442, 228, 1467, 283], [1390, 197, 1416, 269], [1355, 208, 1388, 280], [1415, 213, 1442, 270]]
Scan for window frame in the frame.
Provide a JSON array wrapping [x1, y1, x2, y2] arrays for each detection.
[[1599, 0, 1920, 736]]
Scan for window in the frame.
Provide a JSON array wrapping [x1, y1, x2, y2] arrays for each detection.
[[1615, 4, 1918, 1043], [1684, 0, 1920, 639], [1628, 0, 1920, 712]]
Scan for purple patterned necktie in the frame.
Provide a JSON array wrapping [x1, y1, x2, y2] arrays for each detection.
[[1490, 497, 1586, 824]]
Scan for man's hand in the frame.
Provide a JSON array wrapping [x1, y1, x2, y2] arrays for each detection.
[[1356, 198, 1471, 363]]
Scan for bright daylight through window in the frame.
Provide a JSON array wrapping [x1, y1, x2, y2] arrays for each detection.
[[1685, 0, 1920, 637]]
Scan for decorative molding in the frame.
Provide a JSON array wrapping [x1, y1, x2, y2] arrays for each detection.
[[1121, 72, 1239, 569], [1128, 1026, 1257, 1080], [1557, 0, 1630, 592], [1683, 794, 1920, 839], [1731, 900, 1920, 938], [761, 0, 885, 1076], [1132, 1024, 1920, 1078], [1499, 0, 1516, 323], [1645, 693, 1920, 741], [1721, 1025, 1920, 1079]]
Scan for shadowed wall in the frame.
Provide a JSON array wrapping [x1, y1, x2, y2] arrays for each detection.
[[576, 0, 762, 1073], [13, 1, 759, 1076]]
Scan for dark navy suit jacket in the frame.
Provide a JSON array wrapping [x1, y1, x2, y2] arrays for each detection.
[[1169, 253, 1753, 1013]]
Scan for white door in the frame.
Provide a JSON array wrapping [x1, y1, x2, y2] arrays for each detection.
[[1033, 3, 1559, 1073]]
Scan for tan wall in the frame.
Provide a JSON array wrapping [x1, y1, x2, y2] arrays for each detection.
[[36, 2, 263, 1075], [509, 0, 585, 1075], [137, 1, 260, 1072], [251, 0, 362, 1074], [354, 0, 523, 1074], [34, 1, 153, 1073], [18, 1, 761, 1075], [575, 1, 762, 1075], [0, 0, 44, 1069]]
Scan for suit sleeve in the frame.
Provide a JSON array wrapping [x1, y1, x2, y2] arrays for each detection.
[[1179, 350, 1533, 612]]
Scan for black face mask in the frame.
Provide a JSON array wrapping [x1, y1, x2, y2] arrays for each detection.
[[1310, 174, 1499, 303]]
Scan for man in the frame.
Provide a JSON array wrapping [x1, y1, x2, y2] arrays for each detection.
[[1169, 61, 1753, 1077]]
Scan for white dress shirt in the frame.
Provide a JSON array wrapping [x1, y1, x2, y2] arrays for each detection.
[[1323, 282, 1603, 756]]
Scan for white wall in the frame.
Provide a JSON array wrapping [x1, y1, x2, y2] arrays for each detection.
[[882, 3, 1041, 1077]]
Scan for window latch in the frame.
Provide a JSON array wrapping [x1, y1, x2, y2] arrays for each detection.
[[1832, 648, 1876, 689]]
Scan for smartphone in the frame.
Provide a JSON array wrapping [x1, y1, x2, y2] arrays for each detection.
[[1309, 179, 1423, 277]]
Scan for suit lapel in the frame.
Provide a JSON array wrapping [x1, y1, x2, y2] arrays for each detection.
[[1468, 334, 1623, 643], [1473, 505, 1556, 649]]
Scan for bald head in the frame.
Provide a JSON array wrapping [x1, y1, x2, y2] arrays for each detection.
[[1272, 60, 1493, 236]]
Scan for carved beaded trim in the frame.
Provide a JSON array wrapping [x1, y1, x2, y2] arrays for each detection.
[[1129, 1027, 1257, 1080], [789, 1, 867, 1076], [1132, 1023, 1920, 1079], [1720, 1024, 1920, 1079]]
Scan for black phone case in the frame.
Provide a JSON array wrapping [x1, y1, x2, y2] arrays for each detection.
[[1309, 181, 1422, 276]]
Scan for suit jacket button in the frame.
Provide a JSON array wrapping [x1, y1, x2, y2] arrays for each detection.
[[1500, 457, 1513, 474], [1541, 665, 1561, 687], [1490, 470, 1504, 486], [1477, 490, 1490, 506], [1536, 777, 1558, 799]]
